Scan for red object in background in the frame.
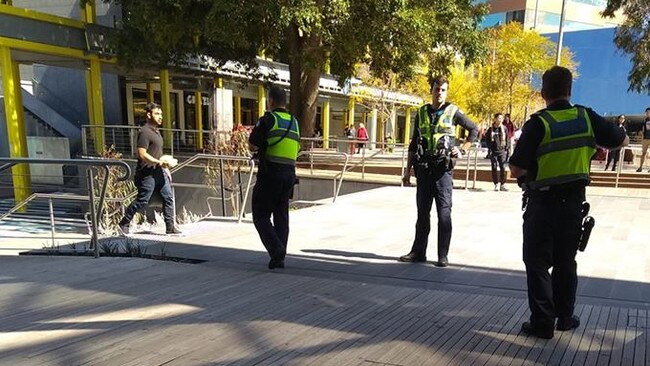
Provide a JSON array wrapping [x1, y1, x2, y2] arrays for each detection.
[[593, 148, 607, 161]]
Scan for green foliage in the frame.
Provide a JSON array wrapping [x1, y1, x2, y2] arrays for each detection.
[[102, 0, 487, 136], [449, 23, 577, 126], [603, 0, 650, 93], [203, 127, 251, 217], [94, 146, 136, 234]]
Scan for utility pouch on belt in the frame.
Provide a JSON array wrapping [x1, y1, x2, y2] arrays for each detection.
[[578, 201, 595, 252]]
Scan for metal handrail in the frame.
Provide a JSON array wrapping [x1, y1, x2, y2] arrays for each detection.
[[0, 158, 131, 257], [171, 154, 255, 223], [298, 151, 350, 203]]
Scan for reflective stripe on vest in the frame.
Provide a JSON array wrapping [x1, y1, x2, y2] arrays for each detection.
[[418, 104, 457, 151], [266, 111, 300, 165], [528, 107, 596, 190]]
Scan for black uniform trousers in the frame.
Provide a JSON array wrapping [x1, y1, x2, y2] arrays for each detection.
[[490, 150, 507, 185], [252, 165, 296, 260], [410, 168, 453, 259], [120, 168, 175, 228], [523, 187, 583, 330]]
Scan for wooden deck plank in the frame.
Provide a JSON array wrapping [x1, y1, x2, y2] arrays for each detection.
[[572, 305, 602, 365], [608, 306, 629, 366], [621, 308, 637, 366], [479, 300, 530, 366], [313, 287, 449, 366], [596, 306, 620, 366], [400, 292, 488, 365], [582, 306, 612, 366], [633, 309, 646, 366], [456, 297, 523, 365]]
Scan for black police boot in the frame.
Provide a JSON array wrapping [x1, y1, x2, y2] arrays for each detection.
[[556, 315, 580, 331], [434, 257, 448, 267], [268, 258, 285, 270], [521, 322, 554, 339], [398, 252, 427, 263]]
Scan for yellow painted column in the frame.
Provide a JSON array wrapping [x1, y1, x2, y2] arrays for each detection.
[[322, 99, 330, 149], [404, 107, 412, 143], [160, 69, 172, 147], [323, 51, 331, 74], [234, 96, 242, 126], [146, 82, 154, 103], [257, 84, 266, 117], [1, 47, 31, 204], [88, 56, 105, 153], [347, 97, 355, 128], [81, 0, 96, 23], [195, 91, 203, 150]]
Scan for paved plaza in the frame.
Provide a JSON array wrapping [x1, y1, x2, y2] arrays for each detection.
[[0, 185, 648, 365]]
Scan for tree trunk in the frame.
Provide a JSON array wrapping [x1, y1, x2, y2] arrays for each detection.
[[287, 25, 323, 137]]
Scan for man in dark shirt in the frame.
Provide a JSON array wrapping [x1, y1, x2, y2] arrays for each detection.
[[636, 107, 650, 172], [119, 102, 180, 235], [510, 66, 627, 339], [486, 112, 510, 191], [249, 86, 300, 270], [399, 76, 479, 267]]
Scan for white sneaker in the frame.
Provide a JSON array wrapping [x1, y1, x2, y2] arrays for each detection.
[[494, 184, 499, 191]]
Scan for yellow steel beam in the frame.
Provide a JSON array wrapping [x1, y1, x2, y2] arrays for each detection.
[[146, 82, 154, 103], [234, 95, 242, 126], [195, 91, 203, 150], [81, 0, 96, 24], [257, 84, 266, 118], [322, 99, 330, 149], [160, 69, 172, 148], [0, 3, 85, 29], [404, 108, 411, 143], [347, 97, 355, 128], [1, 47, 31, 206], [0, 37, 117, 64], [87, 56, 105, 153]]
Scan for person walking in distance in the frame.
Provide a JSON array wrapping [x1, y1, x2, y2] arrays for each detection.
[[635, 107, 650, 172], [605, 115, 626, 171], [119, 102, 181, 235], [487, 112, 510, 191], [399, 76, 479, 267], [510, 66, 627, 339], [249, 86, 300, 270]]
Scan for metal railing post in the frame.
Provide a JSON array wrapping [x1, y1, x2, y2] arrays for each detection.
[[81, 127, 88, 155], [361, 143, 366, 179], [400, 146, 406, 187], [86, 168, 100, 258], [464, 148, 472, 190], [219, 159, 226, 216], [615, 148, 624, 188], [472, 147, 479, 189], [48, 198, 56, 248]]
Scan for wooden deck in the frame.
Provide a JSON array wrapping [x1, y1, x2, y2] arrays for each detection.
[[0, 254, 647, 365], [1, 186, 649, 365]]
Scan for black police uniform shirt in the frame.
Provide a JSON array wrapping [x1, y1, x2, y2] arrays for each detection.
[[407, 103, 480, 156], [136, 122, 164, 176], [644, 117, 650, 140], [486, 124, 509, 153], [249, 108, 295, 171], [509, 100, 626, 187]]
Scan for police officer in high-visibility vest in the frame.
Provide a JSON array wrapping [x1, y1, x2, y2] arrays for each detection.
[[249, 86, 300, 270], [510, 66, 628, 339], [400, 76, 479, 267]]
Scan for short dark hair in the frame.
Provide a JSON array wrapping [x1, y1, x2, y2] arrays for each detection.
[[618, 114, 625, 119], [145, 102, 161, 113], [494, 112, 504, 119], [429, 76, 449, 89], [541, 66, 572, 100], [645, 107, 650, 112], [268, 86, 287, 106]]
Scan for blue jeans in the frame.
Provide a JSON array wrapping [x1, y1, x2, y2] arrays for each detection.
[[120, 167, 175, 228]]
